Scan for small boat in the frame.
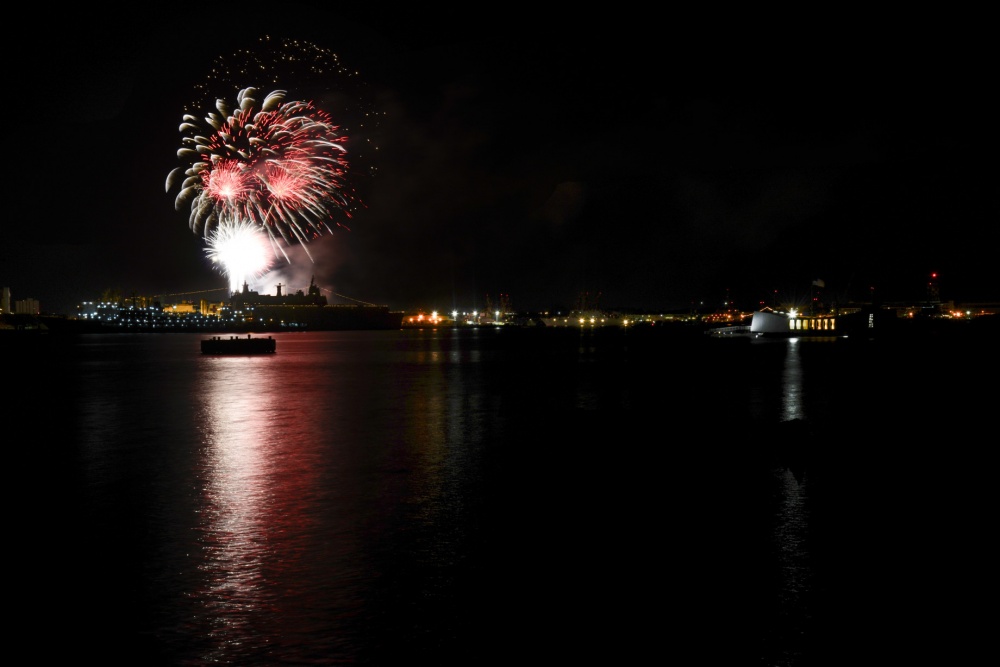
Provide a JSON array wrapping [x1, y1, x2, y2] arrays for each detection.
[[201, 335, 276, 354]]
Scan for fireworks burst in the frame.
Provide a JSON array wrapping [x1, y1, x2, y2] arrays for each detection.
[[204, 219, 278, 294], [167, 36, 382, 289], [167, 86, 359, 249], [188, 35, 381, 182]]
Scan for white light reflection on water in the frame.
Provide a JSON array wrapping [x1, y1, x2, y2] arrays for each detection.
[[179, 331, 489, 664], [192, 356, 279, 661], [185, 344, 366, 664], [780, 339, 804, 422], [766, 338, 820, 665]]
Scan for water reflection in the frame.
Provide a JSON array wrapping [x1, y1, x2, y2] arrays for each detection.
[[781, 339, 804, 422], [182, 331, 500, 663], [764, 339, 815, 665], [28, 328, 993, 665], [765, 466, 812, 665], [192, 358, 280, 662], [189, 348, 367, 663]]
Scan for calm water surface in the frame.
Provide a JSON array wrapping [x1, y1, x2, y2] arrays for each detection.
[[13, 327, 994, 665]]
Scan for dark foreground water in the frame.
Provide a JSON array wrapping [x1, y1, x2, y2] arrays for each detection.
[[10, 325, 996, 665]]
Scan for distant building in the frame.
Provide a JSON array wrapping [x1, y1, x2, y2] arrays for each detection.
[[200, 299, 226, 316], [14, 297, 40, 315], [229, 278, 328, 307], [1, 286, 10, 314], [164, 301, 198, 314]]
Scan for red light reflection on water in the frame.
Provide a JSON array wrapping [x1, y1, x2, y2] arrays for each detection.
[[189, 354, 338, 661]]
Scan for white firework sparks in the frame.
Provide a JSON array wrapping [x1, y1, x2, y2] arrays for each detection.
[[204, 219, 279, 293]]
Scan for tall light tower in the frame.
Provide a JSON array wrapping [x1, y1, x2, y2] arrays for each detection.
[[927, 272, 941, 304]]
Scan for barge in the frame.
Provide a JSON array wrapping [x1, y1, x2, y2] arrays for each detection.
[[201, 335, 276, 354]]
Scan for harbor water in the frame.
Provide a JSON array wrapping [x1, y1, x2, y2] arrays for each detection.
[[12, 325, 995, 665]]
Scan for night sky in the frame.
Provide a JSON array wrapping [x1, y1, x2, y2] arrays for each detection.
[[5, 6, 996, 316]]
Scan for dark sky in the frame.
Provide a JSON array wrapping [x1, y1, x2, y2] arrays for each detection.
[[4, 6, 996, 316]]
